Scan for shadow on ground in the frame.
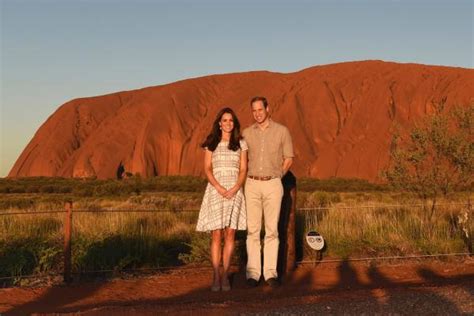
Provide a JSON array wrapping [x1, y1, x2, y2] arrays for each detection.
[[4, 259, 473, 315]]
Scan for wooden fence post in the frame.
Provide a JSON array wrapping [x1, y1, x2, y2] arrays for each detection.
[[64, 201, 73, 283]]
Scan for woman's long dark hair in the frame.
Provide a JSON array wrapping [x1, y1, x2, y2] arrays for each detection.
[[201, 107, 242, 152]]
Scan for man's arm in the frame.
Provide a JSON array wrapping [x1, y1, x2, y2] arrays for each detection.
[[281, 126, 294, 176], [282, 157, 293, 176]]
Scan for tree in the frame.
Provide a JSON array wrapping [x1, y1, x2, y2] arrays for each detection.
[[383, 100, 473, 223]]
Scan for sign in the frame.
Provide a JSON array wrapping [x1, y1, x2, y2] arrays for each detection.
[[306, 231, 324, 251]]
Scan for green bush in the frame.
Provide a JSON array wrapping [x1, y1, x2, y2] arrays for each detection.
[[0, 239, 62, 286], [73, 234, 189, 272]]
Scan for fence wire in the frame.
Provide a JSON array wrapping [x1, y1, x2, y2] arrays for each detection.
[[0, 202, 470, 216], [0, 201, 471, 282], [296, 253, 472, 265]]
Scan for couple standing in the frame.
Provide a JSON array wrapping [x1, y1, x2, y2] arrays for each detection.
[[196, 96, 294, 291]]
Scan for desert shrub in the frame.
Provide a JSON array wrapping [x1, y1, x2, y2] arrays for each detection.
[[73, 185, 94, 197], [57, 186, 73, 194], [0, 197, 35, 210], [39, 185, 56, 194], [178, 233, 211, 264], [7, 186, 26, 193], [25, 185, 40, 193], [179, 231, 246, 265], [36, 246, 62, 273], [73, 234, 189, 272], [384, 101, 474, 223], [0, 238, 62, 285], [0, 242, 37, 279], [93, 182, 123, 196], [303, 191, 341, 208]]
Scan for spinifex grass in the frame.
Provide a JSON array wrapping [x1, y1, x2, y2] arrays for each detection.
[[71, 211, 199, 273], [300, 202, 472, 260], [0, 191, 471, 286], [0, 210, 201, 285]]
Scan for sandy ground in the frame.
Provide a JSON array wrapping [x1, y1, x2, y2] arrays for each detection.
[[1, 259, 473, 315]]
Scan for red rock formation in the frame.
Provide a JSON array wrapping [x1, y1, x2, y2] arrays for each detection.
[[8, 60, 474, 180]]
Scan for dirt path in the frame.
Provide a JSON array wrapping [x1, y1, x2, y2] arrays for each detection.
[[1, 260, 473, 315]]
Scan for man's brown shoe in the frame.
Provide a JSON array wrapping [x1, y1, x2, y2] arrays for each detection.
[[266, 278, 280, 288], [246, 278, 259, 288]]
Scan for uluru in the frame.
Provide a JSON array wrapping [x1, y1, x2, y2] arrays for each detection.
[[8, 60, 474, 180]]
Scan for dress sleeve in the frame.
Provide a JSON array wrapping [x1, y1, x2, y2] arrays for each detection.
[[240, 139, 248, 151]]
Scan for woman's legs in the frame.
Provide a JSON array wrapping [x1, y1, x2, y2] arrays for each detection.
[[211, 229, 222, 288], [221, 227, 236, 287]]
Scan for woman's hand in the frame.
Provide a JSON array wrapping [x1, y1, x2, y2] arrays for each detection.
[[215, 185, 228, 197], [223, 185, 240, 199]]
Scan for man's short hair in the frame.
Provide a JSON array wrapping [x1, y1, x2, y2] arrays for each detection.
[[250, 96, 268, 109]]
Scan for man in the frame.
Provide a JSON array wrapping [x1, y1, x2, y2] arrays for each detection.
[[242, 96, 294, 288]]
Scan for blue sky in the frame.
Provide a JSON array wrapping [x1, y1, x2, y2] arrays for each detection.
[[1, 0, 473, 177]]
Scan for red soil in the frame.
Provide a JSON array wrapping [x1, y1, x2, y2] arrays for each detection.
[[1, 260, 473, 315]]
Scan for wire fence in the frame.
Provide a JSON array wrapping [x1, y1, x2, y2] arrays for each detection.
[[0, 202, 469, 216], [0, 201, 472, 284]]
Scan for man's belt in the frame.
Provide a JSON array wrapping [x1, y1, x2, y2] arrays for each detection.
[[248, 175, 277, 181]]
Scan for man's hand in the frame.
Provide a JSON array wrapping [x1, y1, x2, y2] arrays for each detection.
[[282, 157, 293, 176]]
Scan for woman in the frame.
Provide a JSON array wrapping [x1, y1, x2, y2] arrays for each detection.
[[196, 107, 248, 292]]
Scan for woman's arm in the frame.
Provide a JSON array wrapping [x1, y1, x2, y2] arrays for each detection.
[[224, 150, 248, 199], [203, 149, 227, 196]]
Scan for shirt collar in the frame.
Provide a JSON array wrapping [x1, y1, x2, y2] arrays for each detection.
[[252, 119, 273, 130]]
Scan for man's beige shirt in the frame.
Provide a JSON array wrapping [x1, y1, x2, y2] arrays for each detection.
[[242, 120, 294, 178]]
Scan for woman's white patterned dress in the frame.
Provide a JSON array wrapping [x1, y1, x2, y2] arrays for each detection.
[[196, 140, 248, 232]]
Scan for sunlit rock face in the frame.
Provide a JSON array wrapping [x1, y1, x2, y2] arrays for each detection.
[[9, 60, 474, 180]]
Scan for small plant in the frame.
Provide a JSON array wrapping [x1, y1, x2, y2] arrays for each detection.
[[178, 234, 211, 264]]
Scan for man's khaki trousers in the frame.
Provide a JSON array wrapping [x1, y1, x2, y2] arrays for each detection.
[[245, 177, 284, 281]]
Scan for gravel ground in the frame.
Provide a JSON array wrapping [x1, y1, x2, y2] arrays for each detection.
[[243, 284, 474, 315]]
